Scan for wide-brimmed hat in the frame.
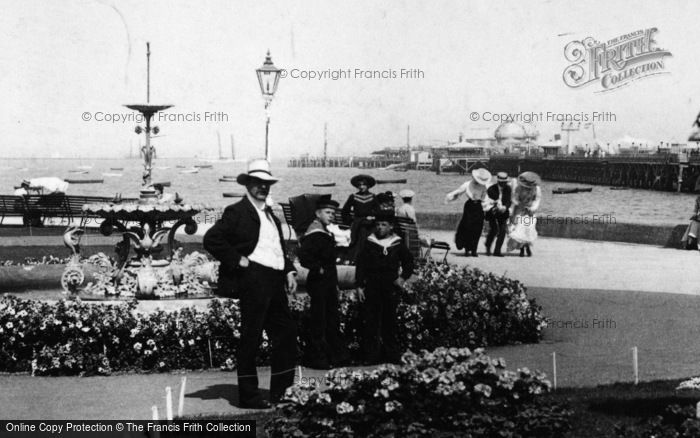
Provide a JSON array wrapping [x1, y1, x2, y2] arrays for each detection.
[[315, 195, 339, 210], [496, 172, 509, 182], [399, 189, 415, 199], [236, 159, 280, 185], [517, 171, 541, 188], [471, 168, 492, 186], [350, 174, 376, 188]]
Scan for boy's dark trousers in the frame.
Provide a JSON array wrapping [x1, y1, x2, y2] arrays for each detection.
[[485, 210, 509, 254], [237, 262, 297, 404], [307, 270, 345, 363], [362, 277, 400, 364]]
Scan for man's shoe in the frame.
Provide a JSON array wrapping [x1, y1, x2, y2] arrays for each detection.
[[493, 251, 504, 257], [471, 251, 479, 257], [485, 246, 492, 256], [240, 399, 272, 410]]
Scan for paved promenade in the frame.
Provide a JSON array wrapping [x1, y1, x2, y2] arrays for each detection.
[[2, 231, 700, 419]]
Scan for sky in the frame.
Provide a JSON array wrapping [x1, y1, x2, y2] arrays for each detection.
[[1, 0, 698, 159]]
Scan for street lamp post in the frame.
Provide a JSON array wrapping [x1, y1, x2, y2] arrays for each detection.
[[256, 50, 282, 162]]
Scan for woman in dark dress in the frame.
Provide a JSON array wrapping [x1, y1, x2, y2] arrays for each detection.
[[444, 168, 492, 257], [342, 174, 378, 262]]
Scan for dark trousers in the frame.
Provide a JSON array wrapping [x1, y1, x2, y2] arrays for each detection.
[[362, 278, 400, 363], [237, 262, 297, 404], [307, 271, 345, 362], [485, 212, 509, 253]]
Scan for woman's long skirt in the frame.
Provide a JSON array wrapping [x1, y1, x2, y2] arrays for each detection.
[[455, 199, 484, 252]]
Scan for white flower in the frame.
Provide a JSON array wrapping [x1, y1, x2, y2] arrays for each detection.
[[336, 402, 354, 414], [5, 322, 13, 329], [133, 342, 142, 351], [474, 384, 492, 398], [75, 321, 82, 329], [188, 339, 195, 346], [385, 401, 402, 412]]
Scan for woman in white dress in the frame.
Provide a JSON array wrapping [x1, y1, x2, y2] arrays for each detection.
[[508, 172, 542, 257]]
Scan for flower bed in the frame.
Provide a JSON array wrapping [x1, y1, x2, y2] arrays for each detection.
[[0, 261, 545, 376], [267, 347, 572, 437]]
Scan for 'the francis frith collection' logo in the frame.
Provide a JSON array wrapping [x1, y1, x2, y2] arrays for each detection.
[[563, 28, 672, 92]]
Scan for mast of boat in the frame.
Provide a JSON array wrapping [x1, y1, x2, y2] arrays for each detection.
[[323, 122, 328, 166], [217, 131, 222, 159], [406, 124, 410, 165], [230, 134, 235, 160]]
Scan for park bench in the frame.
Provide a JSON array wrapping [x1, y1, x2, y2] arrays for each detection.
[[0, 195, 26, 225], [0, 194, 138, 227]]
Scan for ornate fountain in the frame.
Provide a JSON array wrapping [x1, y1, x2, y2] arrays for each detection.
[[61, 43, 216, 298]]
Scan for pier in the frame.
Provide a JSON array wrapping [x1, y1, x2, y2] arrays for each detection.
[[287, 155, 406, 168], [489, 153, 700, 192]]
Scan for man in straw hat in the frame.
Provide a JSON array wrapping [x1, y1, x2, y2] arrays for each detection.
[[483, 172, 512, 257], [298, 195, 349, 369], [203, 159, 297, 409], [445, 167, 492, 257]]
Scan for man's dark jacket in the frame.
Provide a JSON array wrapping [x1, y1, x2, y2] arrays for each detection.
[[203, 196, 295, 297]]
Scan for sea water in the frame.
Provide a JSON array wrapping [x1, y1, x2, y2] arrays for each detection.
[[0, 157, 695, 226]]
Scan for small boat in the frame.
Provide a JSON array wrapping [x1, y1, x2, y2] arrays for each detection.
[[223, 192, 245, 198], [65, 179, 104, 184], [610, 187, 630, 191], [194, 164, 213, 169], [153, 181, 171, 187], [176, 165, 186, 169], [68, 170, 89, 174], [552, 187, 593, 194], [312, 182, 336, 187], [179, 168, 199, 174], [102, 173, 123, 177], [222, 175, 235, 178], [376, 179, 407, 184], [110, 167, 124, 171], [219, 177, 237, 182]]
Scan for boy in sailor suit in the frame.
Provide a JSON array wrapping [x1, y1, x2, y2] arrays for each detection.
[[355, 211, 414, 365]]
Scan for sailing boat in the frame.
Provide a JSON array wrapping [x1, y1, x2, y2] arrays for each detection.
[[197, 132, 243, 163]]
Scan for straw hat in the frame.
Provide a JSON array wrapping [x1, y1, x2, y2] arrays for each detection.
[[350, 174, 376, 188], [496, 172, 509, 182], [399, 189, 415, 199], [517, 171, 541, 188], [236, 159, 279, 185], [471, 168, 492, 186]]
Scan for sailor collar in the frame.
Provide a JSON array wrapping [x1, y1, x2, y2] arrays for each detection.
[[368, 234, 402, 255]]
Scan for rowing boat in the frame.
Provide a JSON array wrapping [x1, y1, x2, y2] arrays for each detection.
[[312, 182, 336, 187], [376, 179, 407, 184], [222, 192, 245, 198], [65, 179, 104, 184]]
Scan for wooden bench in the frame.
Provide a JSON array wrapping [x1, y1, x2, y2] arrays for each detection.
[[0, 195, 27, 225], [0, 194, 138, 227]]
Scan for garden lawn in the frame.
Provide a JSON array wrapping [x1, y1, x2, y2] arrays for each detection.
[[3, 287, 700, 423]]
